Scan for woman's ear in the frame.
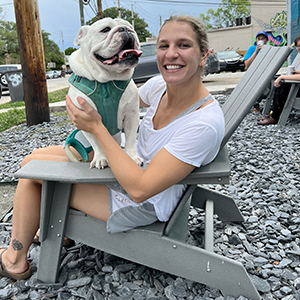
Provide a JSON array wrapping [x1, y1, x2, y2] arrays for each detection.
[[200, 49, 209, 67]]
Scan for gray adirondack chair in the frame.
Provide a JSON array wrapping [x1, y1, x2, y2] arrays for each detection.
[[262, 52, 300, 117], [277, 79, 300, 125], [15, 45, 292, 299]]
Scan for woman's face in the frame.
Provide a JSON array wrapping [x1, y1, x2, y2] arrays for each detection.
[[157, 21, 207, 85]]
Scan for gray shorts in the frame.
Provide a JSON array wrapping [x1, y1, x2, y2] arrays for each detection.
[[106, 183, 158, 234]]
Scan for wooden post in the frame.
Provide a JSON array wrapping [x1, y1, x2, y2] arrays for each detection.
[[13, 0, 49, 126], [97, 0, 103, 19]]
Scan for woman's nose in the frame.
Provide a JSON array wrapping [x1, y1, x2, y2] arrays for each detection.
[[166, 45, 178, 58]]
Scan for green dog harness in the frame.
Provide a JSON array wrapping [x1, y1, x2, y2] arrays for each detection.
[[65, 74, 131, 162], [69, 73, 131, 136]]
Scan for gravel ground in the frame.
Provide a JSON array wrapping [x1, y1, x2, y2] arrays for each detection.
[[0, 96, 300, 299]]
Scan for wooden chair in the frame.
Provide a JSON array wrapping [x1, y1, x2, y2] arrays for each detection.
[[15, 45, 292, 299]]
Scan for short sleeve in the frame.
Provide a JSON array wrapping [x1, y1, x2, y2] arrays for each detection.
[[139, 76, 166, 106], [164, 113, 223, 167]]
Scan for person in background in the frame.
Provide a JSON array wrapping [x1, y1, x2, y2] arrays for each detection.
[[244, 31, 269, 69], [258, 35, 300, 125], [244, 31, 269, 113]]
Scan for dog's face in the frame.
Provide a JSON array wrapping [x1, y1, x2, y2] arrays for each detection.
[[73, 18, 142, 73]]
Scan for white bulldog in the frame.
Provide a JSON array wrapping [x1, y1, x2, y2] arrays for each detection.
[[65, 17, 143, 169]]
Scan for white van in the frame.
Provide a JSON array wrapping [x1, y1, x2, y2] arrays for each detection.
[[0, 64, 22, 91]]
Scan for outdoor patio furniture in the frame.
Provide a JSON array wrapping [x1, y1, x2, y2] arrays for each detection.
[[15, 44, 292, 299]]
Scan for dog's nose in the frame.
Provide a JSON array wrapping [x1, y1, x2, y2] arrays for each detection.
[[118, 27, 128, 33]]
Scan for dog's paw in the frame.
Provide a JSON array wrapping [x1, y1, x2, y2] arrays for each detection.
[[131, 155, 144, 166], [90, 157, 109, 169]]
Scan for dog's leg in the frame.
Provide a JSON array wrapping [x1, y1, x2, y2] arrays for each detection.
[[123, 113, 143, 166], [82, 131, 108, 169], [119, 81, 143, 166]]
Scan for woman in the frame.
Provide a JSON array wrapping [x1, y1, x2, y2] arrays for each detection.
[[0, 15, 224, 280]]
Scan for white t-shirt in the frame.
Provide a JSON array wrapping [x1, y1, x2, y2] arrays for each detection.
[[137, 76, 225, 221]]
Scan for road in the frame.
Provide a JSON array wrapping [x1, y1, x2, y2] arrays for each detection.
[[0, 75, 71, 105]]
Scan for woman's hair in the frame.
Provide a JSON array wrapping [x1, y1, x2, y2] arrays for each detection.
[[158, 15, 209, 54], [294, 35, 300, 47]]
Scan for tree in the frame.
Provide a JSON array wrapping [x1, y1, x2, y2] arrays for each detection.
[[203, 0, 251, 29], [0, 20, 21, 64], [199, 13, 213, 30], [86, 7, 151, 42], [42, 31, 65, 69], [65, 47, 77, 56]]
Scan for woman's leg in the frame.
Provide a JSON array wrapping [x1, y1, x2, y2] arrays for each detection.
[[1, 145, 108, 275], [70, 183, 110, 221], [1, 178, 42, 274]]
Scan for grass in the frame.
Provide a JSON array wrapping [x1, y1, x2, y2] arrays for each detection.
[[0, 88, 68, 133]]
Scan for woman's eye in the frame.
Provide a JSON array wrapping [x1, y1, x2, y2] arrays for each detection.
[[180, 43, 190, 48], [158, 44, 168, 49]]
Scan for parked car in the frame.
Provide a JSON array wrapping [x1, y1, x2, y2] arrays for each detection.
[[46, 70, 60, 79], [0, 64, 22, 91], [132, 42, 220, 83], [203, 49, 220, 76], [216, 51, 245, 72], [133, 42, 160, 83], [46, 71, 55, 79], [66, 69, 73, 75], [54, 70, 61, 78]]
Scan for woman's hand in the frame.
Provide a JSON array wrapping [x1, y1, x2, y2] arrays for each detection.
[[66, 96, 103, 135], [274, 76, 283, 88]]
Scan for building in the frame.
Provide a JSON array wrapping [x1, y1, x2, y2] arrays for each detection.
[[207, 0, 287, 55]]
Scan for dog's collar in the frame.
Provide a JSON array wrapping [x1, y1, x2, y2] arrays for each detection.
[[69, 74, 131, 136]]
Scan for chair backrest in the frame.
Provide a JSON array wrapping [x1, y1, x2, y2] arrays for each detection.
[[221, 45, 292, 148], [292, 52, 300, 69]]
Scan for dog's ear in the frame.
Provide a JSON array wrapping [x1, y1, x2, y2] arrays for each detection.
[[73, 26, 89, 46]]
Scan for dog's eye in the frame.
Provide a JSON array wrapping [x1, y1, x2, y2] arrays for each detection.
[[101, 27, 111, 33]]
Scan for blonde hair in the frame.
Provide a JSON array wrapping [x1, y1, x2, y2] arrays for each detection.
[[158, 15, 209, 55]]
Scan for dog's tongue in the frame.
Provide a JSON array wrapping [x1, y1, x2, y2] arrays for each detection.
[[118, 49, 142, 61]]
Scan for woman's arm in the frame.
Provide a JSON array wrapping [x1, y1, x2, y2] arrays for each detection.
[[274, 74, 300, 87], [66, 96, 194, 203]]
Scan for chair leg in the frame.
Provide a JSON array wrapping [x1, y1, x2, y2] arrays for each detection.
[[37, 181, 72, 283], [278, 84, 300, 125], [205, 199, 214, 252]]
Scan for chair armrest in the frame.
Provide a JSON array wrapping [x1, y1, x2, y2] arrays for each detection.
[[282, 80, 300, 84], [15, 147, 230, 185]]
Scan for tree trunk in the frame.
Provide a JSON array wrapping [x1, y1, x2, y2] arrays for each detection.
[[14, 0, 49, 126]]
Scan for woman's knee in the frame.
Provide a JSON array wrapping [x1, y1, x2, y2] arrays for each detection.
[[21, 152, 38, 168]]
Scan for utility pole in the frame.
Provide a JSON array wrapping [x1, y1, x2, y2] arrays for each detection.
[[131, 4, 134, 28], [13, 0, 49, 125], [97, 0, 103, 19], [61, 31, 66, 68], [79, 0, 84, 26], [118, 0, 121, 18]]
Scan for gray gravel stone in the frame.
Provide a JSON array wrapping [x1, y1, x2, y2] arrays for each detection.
[[0, 99, 300, 299]]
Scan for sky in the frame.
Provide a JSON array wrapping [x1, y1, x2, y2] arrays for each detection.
[[0, 0, 223, 51]]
